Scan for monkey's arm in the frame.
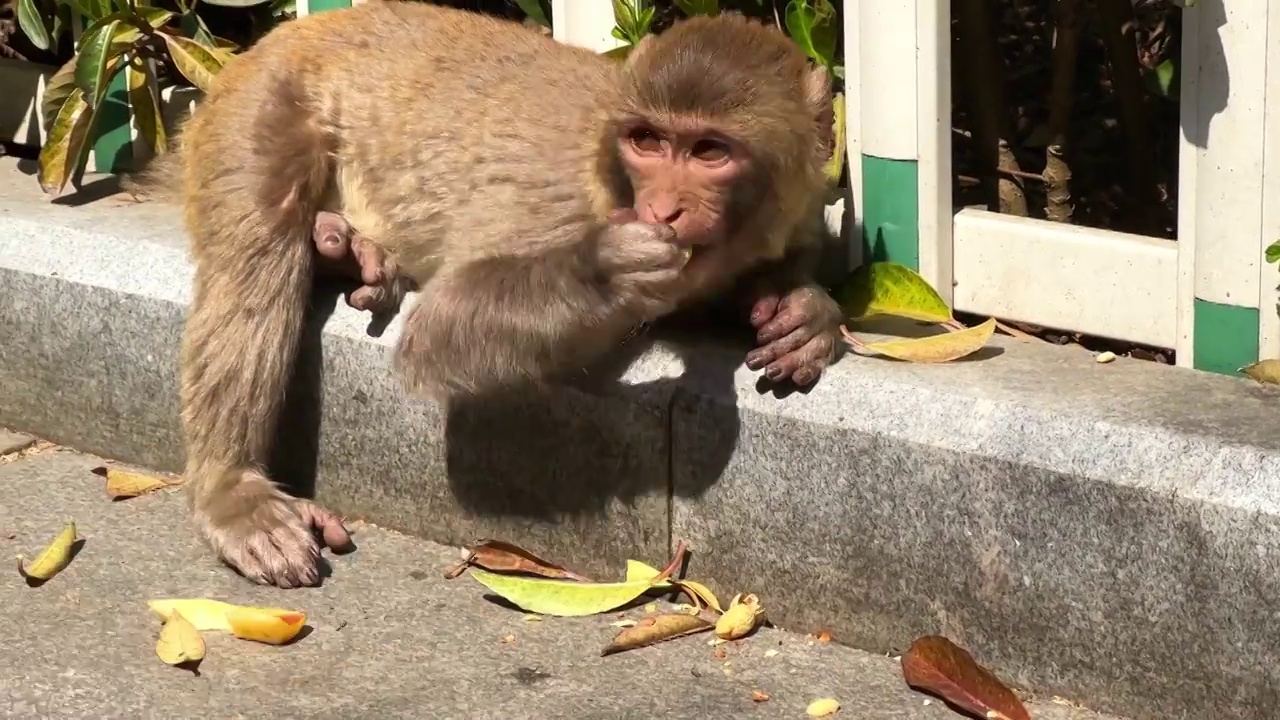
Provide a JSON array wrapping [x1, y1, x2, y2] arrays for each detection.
[[740, 241, 845, 387], [394, 219, 686, 399]]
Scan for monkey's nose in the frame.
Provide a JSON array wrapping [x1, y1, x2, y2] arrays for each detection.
[[647, 204, 684, 225]]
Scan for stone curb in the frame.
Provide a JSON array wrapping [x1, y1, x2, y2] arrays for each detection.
[[3, 159, 1280, 720]]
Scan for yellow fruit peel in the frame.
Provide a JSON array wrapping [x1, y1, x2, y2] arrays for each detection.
[[714, 593, 765, 640], [226, 606, 307, 645], [807, 698, 841, 717], [155, 611, 206, 666], [17, 519, 77, 582], [147, 598, 236, 632]]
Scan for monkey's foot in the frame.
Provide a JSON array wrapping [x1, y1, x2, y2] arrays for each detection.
[[744, 285, 842, 387], [195, 470, 353, 589], [313, 210, 411, 315]]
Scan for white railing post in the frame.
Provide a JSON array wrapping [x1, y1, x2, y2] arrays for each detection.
[[841, 2, 864, 273], [1177, 0, 1274, 374], [550, 1, 623, 53]]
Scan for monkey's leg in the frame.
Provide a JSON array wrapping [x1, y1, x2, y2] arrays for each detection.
[[180, 95, 352, 589]]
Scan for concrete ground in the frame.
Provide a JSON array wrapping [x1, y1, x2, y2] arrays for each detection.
[[0, 437, 1129, 720]]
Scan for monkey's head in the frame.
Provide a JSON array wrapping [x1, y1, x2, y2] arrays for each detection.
[[606, 12, 835, 282]]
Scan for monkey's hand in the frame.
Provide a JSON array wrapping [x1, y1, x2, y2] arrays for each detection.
[[596, 209, 689, 318], [744, 283, 844, 387], [195, 470, 353, 588], [313, 211, 412, 315]]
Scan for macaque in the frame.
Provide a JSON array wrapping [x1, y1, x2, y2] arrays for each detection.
[[160, 1, 843, 588]]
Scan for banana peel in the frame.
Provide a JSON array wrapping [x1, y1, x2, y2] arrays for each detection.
[[148, 598, 307, 645], [17, 519, 78, 582]]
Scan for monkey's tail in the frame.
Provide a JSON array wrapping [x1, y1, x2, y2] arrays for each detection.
[[178, 218, 315, 505], [118, 146, 184, 203]]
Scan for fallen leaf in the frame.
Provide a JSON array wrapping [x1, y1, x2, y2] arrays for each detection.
[[1241, 359, 1280, 385], [624, 559, 670, 587], [715, 593, 765, 640], [225, 606, 307, 645], [467, 541, 686, 617], [806, 697, 841, 717], [600, 612, 713, 656], [900, 635, 1030, 720], [674, 579, 723, 613], [850, 317, 997, 363], [838, 261, 953, 323], [751, 690, 771, 703], [155, 610, 205, 667], [444, 539, 593, 581], [17, 519, 77, 582], [90, 465, 175, 500]]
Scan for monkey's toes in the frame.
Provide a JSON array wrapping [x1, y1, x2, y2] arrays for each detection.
[[199, 481, 325, 589], [760, 332, 836, 386]]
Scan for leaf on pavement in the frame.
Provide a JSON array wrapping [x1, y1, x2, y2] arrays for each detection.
[[1241, 359, 1280, 386], [600, 612, 713, 656], [16, 519, 77, 583], [155, 610, 206, 667], [91, 465, 177, 499], [443, 539, 593, 581], [467, 541, 687, 617], [849, 317, 996, 363], [900, 635, 1030, 720], [837, 261, 954, 323]]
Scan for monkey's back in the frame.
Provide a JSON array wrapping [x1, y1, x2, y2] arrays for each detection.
[[193, 1, 620, 279]]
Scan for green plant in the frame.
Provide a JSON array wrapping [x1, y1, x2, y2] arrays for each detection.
[[18, 0, 290, 196]]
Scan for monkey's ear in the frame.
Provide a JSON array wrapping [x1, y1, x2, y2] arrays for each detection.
[[623, 34, 658, 70], [805, 64, 835, 153]]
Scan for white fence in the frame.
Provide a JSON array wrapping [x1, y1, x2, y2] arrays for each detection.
[[4, 0, 1274, 376]]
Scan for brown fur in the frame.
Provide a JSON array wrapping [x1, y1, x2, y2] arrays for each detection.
[[154, 2, 840, 588]]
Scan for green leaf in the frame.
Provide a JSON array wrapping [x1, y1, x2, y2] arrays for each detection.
[[624, 559, 673, 588], [823, 90, 845, 185], [73, 19, 132, 110], [38, 87, 97, 196], [784, 0, 838, 68], [837, 261, 954, 323], [513, 0, 550, 28], [159, 32, 226, 92], [17, 0, 53, 51], [674, 0, 718, 15], [468, 569, 661, 617], [126, 61, 167, 157], [41, 58, 78, 132], [136, 6, 178, 28], [1265, 240, 1280, 265]]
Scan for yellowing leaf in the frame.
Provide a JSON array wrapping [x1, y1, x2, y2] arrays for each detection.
[[92, 465, 175, 499], [824, 91, 846, 185], [38, 87, 95, 196], [160, 33, 226, 92], [73, 19, 131, 110], [1241, 359, 1280, 385], [147, 598, 235, 631], [226, 606, 307, 645], [837, 262, 953, 323], [624, 559, 670, 586], [155, 611, 206, 666], [17, 519, 78, 582], [807, 698, 841, 717], [125, 62, 167, 158], [41, 58, 78, 132], [601, 612, 713, 656], [857, 317, 996, 363], [675, 579, 722, 613], [468, 569, 661, 617]]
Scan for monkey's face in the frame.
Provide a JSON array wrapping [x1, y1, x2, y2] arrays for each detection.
[[617, 121, 750, 252]]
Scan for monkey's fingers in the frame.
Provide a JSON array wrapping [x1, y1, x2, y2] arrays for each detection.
[[754, 293, 814, 345], [350, 234, 386, 286], [748, 293, 782, 328], [761, 332, 837, 387], [745, 316, 819, 373]]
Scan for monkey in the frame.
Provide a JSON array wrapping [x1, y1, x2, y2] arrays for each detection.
[[158, 1, 844, 589]]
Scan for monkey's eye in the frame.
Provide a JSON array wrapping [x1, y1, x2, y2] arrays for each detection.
[[628, 128, 665, 155], [691, 139, 731, 164]]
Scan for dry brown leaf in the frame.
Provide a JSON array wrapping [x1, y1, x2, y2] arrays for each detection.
[[600, 612, 712, 656], [751, 690, 770, 703], [91, 465, 176, 500], [900, 635, 1030, 720], [442, 539, 593, 581], [1241, 359, 1280, 385]]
